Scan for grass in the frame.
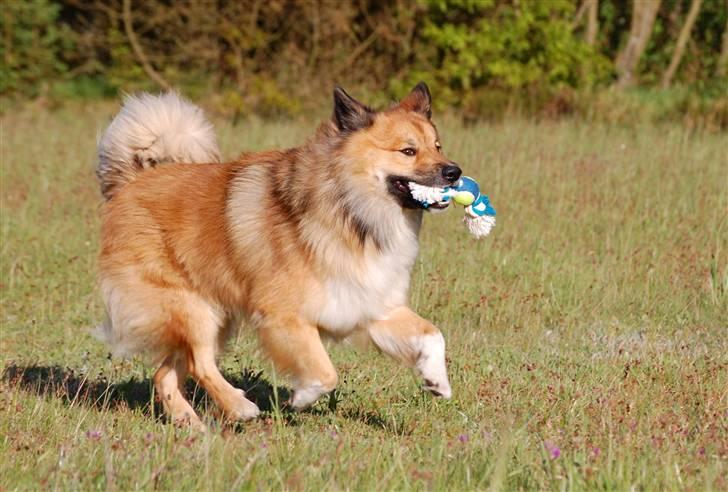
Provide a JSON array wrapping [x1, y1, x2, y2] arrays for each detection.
[[1, 100, 726, 490]]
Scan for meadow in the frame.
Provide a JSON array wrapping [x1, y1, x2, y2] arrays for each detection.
[[1, 101, 726, 490]]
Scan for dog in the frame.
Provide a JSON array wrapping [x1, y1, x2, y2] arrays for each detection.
[[95, 83, 460, 429]]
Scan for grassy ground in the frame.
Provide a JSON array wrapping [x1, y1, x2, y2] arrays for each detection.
[[1, 101, 726, 490]]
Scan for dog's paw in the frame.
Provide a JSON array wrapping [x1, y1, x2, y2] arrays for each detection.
[[173, 413, 208, 432], [228, 390, 261, 421], [289, 381, 331, 410], [415, 332, 452, 399]]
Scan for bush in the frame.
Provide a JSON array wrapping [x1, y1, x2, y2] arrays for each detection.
[[0, 1, 72, 97], [418, 0, 611, 95], [1, 0, 725, 124]]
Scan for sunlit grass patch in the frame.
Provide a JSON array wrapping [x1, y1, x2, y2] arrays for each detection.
[[1, 103, 726, 489]]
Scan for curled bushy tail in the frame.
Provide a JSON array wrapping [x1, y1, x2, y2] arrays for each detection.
[[97, 92, 220, 200]]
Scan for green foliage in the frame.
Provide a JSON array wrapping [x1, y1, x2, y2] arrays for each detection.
[[105, 27, 151, 93], [0, 0, 73, 96], [47, 76, 117, 101], [251, 76, 302, 117], [0, 0, 725, 120], [421, 0, 611, 93]]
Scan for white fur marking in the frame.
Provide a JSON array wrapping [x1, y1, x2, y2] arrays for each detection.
[[230, 389, 261, 420], [290, 380, 329, 409], [312, 209, 421, 335], [316, 245, 415, 333], [414, 333, 452, 398]]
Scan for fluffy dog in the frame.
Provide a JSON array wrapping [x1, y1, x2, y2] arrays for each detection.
[[96, 84, 460, 428]]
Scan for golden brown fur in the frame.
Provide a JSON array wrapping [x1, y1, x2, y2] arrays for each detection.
[[97, 84, 456, 428]]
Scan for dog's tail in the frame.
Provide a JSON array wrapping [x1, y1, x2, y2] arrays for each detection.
[[97, 92, 220, 200]]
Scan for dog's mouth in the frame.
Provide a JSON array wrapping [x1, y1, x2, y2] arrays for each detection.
[[387, 176, 450, 210]]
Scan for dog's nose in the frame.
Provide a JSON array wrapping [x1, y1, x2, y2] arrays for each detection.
[[441, 164, 462, 183]]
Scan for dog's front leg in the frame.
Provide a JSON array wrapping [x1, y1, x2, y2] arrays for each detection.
[[257, 315, 338, 410], [367, 307, 452, 398]]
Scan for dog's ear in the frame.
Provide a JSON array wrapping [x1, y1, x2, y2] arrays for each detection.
[[399, 82, 432, 119], [333, 86, 375, 133]]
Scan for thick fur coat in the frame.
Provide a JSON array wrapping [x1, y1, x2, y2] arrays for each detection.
[[96, 84, 459, 428]]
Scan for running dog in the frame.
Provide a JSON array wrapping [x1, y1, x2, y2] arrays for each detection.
[[96, 83, 460, 428]]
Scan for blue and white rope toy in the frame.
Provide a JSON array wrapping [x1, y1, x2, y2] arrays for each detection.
[[409, 176, 496, 238]]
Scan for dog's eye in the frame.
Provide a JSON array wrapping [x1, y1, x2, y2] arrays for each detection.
[[435, 142, 442, 152], [400, 148, 417, 157]]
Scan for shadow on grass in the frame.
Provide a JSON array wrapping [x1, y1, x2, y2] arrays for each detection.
[[3, 363, 411, 434], [1, 363, 291, 416], [338, 406, 413, 436]]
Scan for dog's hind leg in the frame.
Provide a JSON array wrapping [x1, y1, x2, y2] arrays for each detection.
[[156, 297, 260, 422], [186, 343, 261, 421], [153, 353, 205, 430], [257, 316, 337, 410], [366, 306, 452, 398]]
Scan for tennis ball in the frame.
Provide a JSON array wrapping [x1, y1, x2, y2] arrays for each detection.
[[453, 192, 475, 206]]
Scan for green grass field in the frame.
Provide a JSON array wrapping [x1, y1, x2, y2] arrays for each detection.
[[1, 102, 726, 490]]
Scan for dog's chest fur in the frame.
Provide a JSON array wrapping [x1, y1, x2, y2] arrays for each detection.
[[227, 163, 423, 334], [311, 213, 421, 334]]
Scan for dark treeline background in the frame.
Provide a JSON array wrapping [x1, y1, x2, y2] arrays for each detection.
[[2, 0, 727, 127]]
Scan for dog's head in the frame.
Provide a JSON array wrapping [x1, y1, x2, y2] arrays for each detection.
[[332, 83, 461, 211]]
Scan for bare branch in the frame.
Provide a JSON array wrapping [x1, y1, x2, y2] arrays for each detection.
[[332, 26, 382, 80], [122, 0, 172, 91]]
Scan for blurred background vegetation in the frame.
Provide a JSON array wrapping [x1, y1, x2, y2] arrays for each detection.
[[1, 0, 727, 128]]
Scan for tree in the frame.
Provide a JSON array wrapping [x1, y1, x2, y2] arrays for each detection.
[[0, 0, 71, 96], [661, 0, 702, 88], [615, 0, 662, 87], [586, 0, 599, 46], [719, 16, 728, 77]]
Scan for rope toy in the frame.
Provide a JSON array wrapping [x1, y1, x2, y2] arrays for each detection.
[[409, 176, 496, 238]]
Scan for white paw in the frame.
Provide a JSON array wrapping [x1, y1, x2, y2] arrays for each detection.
[[290, 381, 329, 410], [230, 390, 261, 420], [414, 333, 452, 399]]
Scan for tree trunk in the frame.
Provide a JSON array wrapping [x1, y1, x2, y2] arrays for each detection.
[[615, 0, 662, 88], [661, 0, 702, 88], [573, 0, 590, 28], [586, 0, 599, 46], [718, 17, 728, 77]]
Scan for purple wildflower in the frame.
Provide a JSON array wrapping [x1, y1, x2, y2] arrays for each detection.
[[544, 440, 560, 459], [458, 434, 470, 443], [86, 430, 102, 441]]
